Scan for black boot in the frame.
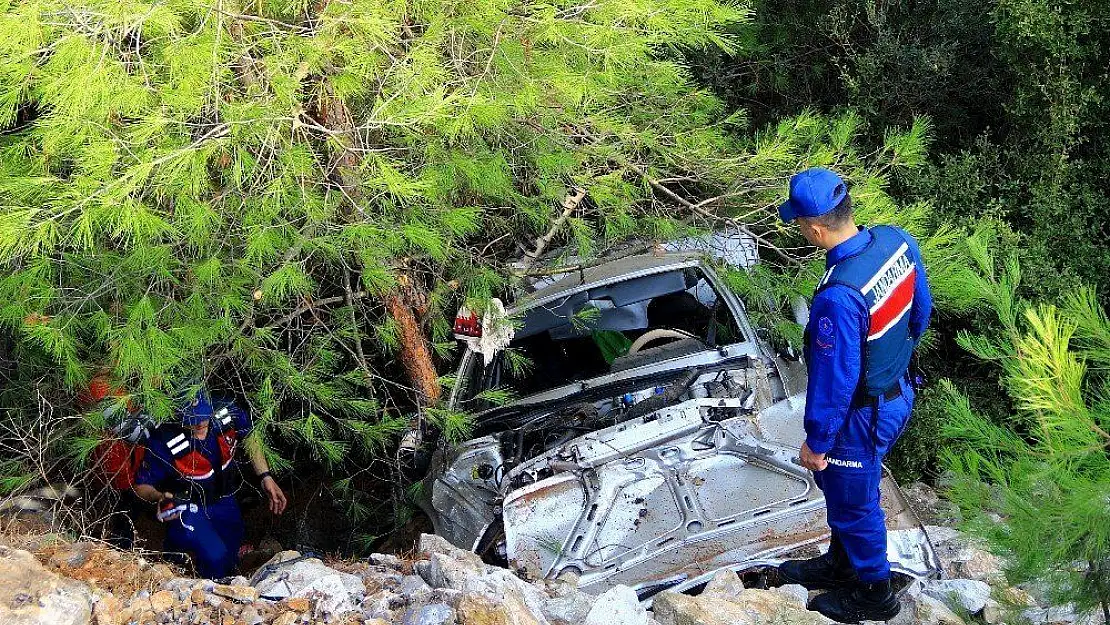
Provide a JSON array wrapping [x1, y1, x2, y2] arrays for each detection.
[[808, 579, 901, 623], [778, 534, 858, 590]]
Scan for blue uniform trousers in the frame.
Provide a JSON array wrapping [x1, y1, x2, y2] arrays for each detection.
[[163, 495, 243, 579], [813, 377, 914, 582]]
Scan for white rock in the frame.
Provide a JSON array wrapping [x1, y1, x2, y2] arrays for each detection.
[[542, 591, 595, 625], [369, 553, 405, 571], [252, 555, 365, 617], [458, 592, 547, 625], [0, 546, 94, 625], [1022, 605, 1087, 625], [419, 533, 483, 566], [402, 602, 455, 625], [923, 579, 992, 614], [916, 594, 969, 625], [240, 606, 264, 625], [298, 572, 364, 616], [421, 552, 551, 624], [953, 547, 1005, 583], [362, 589, 404, 620], [653, 587, 832, 625], [771, 584, 809, 608], [982, 599, 1005, 624], [583, 586, 651, 625], [924, 526, 963, 545], [700, 570, 745, 602]]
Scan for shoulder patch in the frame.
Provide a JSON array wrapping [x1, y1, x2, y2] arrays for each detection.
[[818, 316, 833, 336], [815, 316, 835, 353]]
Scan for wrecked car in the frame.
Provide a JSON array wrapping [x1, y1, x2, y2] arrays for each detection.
[[418, 234, 942, 599]]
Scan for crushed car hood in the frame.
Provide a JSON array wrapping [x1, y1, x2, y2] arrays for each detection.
[[425, 358, 941, 597]]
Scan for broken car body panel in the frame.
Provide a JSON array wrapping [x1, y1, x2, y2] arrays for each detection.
[[423, 243, 941, 597]]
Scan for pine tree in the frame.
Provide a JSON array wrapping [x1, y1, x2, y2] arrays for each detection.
[[940, 238, 1110, 620], [0, 0, 973, 535]]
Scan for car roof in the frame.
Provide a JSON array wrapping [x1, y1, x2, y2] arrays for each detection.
[[518, 252, 704, 312]]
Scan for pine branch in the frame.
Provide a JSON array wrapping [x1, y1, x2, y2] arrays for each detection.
[[517, 187, 587, 273], [619, 158, 803, 267]]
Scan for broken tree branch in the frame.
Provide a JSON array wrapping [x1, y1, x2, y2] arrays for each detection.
[[517, 186, 588, 274], [620, 160, 803, 268]]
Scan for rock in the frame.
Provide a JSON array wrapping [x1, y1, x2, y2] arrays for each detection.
[[903, 482, 960, 525], [457, 592, 544, 625], [914, 594, 969, 625], [419, 533, 482, 565], [922, 579, 992, 614], [541, 592, 594, 625], [421, 552, 550, 623], [924, 526, 963, 545], [401, 574, 434, 602], [347, 564, 405, 594], [700, 570, 745, 601], [48, 542, 94, 570], [652, 587, 832, 625], [582, 586, 650, 625], [362, 589, 405, 619], [147, 590, 176, 612], [163, 578, 206, 593], [771, 585, 808, 609], [189, 589, 206, 604], [149, 564, 175, 582], [240, 605, 264, 625], [925, 528, 1006, 584], [982, 599, 1005, 624], [0, 545, 94, 625], [1021, 605, 1091, 625], [247, 550, 303, 588], [697, 570, 804, 611], [402, 602, 455, 625], [212, 583, 259, 604], [369, 553, 406, 571], [272, 611, 300, 625], [252, 556, 365, 617], [92, 593, 121, 625], [953, 547, 1005, 583], [431, 587, 465, 608], [287, 597, 311, 612]]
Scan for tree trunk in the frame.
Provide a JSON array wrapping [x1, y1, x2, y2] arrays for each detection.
[[384, 278, 440, 408], [311, 68, 440, 412]]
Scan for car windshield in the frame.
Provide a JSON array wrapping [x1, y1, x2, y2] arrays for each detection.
[[457, 267, 744, 409]]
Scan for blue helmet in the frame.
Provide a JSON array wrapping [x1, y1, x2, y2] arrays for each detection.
[[176, 388, 214, 425]]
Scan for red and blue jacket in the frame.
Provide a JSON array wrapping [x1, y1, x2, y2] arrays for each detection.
[[136, 401, 253, 502]]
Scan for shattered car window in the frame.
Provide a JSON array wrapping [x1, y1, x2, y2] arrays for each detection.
[[457, 268, 744, 408]]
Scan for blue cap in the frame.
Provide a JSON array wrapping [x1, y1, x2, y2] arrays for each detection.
[[778, 168, 848, 222], [176, 389, 214, 425]]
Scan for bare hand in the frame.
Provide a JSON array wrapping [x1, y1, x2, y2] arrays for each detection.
[[800, 442, 828, 472], [262, 476, 287, 515]]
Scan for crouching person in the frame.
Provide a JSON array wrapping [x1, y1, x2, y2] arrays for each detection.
[[134, 389, 287, 578]]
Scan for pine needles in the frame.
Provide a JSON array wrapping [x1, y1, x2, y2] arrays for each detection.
[[941, 249, 1110, 619], [0, 0, 973, 540]]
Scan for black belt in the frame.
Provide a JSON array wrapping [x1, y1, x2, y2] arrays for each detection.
[[851, 383, 902, 409]]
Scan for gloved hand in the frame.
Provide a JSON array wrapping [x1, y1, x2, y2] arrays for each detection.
[[156, 492, 186, 522]]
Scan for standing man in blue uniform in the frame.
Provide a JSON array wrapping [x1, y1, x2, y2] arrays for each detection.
[[134, 389, 287, 579], [775, 168, 932, 623]]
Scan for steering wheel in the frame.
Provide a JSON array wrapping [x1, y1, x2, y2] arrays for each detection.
[[627, 328, 698, 355]]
